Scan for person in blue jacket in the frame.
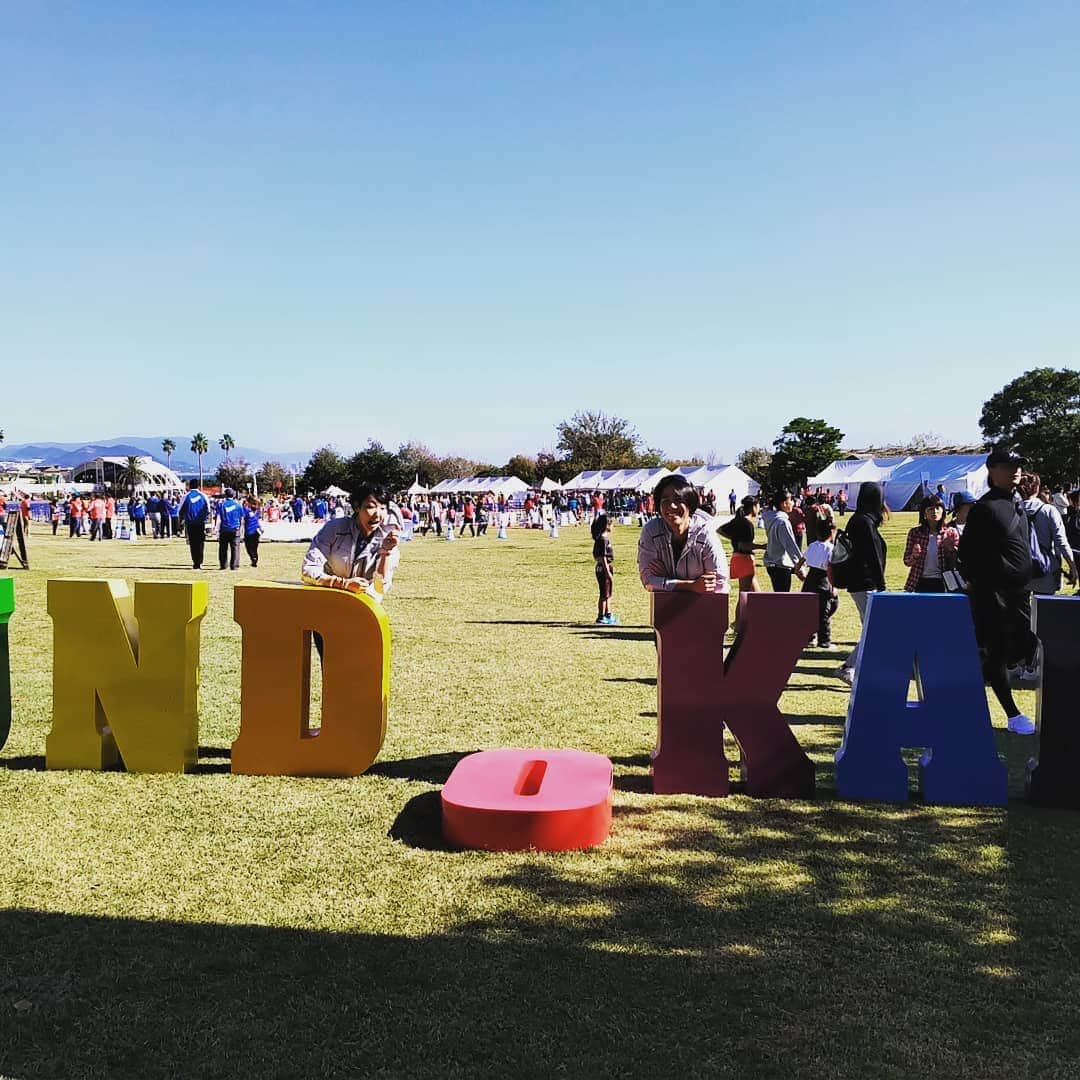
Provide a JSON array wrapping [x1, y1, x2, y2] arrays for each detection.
[[243, 496, 262, 567], [178, 480, 211, 569], [217, 487, 244, 570]]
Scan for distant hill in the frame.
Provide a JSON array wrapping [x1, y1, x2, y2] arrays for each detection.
[[1, 436, 312, 472]]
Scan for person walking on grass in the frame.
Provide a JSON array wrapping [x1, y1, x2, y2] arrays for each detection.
[[801, 510, 839, 648], [762, 491, 806, 592], [958, 449, 1040, 735], [243, 495, 262, 567], [592, 514, 618, 625], [216, 487, 244, 571], [178, 480, 210, 570], [835, 481, 888, 686]]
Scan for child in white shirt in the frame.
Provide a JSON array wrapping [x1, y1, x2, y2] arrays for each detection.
[[801, 512, 839, 647]]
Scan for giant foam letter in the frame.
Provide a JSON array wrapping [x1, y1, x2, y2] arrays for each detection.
[[442, 749, 613, 851], [231, 583, 389, 777], [651, 591, 816, 798], [834, 593, 1006, 806], [46, 579, 208, 772], [0, 578, 13, 751], [1027, 596, 1080, 808]]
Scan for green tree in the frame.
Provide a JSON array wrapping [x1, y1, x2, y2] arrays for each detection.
[[219, 433, 235, 463], [256, 460, 292, 493], [161, 438, 176, 469], [117, 455, 148, 500], [345, 440, 410, 494], [395, 441, 440, 488], [190, 433, 209, 488], [217, 456, 253, 493], [767, 419, 844, 492], [555, 410, 657, 469], [301, 446, 347, 495], [503, 454, 538, 485], [535, 449, 577, 485], [979, 367, 1080, 487], [736, 446, 773, 487]]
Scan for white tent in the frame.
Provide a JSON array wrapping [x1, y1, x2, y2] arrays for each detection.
[[430, 475, 529, 497], [539, 476, 562, 492], [323, 484, 349, 497], [562, 470, 607, 490], [808, 457, 911, 504], [684, 464, 760, 500], [406, 480, 430, 495]]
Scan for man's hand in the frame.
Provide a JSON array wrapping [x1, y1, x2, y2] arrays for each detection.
[[380, 529, 399, 554]]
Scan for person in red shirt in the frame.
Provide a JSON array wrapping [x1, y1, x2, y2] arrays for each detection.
[[69, 495, 85, 538], [19, 494, 31, 533]]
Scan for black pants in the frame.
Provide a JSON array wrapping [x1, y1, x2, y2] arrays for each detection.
[[460, 521, 475, 536], [766, 565, 793, 593], [134, 517, 146, 536], [188, 527, 205, 569], [476, 521, 488, 535], [103, 520, 113, 540], [219, 529, 241, 570], [244, 532, 260, 567], [969, 587, 1037, 717], [915, 577, 946, 593], [89, 519, 102, 541], [801, 567, 835, 645]]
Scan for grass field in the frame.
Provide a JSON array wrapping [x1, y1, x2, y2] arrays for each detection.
[[1, 516, 1077, 1079]]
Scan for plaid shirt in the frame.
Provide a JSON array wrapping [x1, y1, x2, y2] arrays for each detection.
[[902, 523, 959, 591]]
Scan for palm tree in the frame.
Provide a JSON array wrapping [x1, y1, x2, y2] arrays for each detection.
[[191, 433, 209, 488], [161, 438, 175, 469], [118, 455, 148, 500], [219, 434, 235, 464]]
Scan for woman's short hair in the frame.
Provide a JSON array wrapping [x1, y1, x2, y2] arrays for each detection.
[[739, 494, 759, 515], [1018, 472, 1041, 499], [918, 494, 945, 520], [351, 483, 390, 508], [653, 475, 699, 513], [770, 490, 793, 510]]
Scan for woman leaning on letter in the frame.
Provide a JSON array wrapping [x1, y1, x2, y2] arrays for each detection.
[[301, 483, 402, 600], [637, 474, 729, 594]]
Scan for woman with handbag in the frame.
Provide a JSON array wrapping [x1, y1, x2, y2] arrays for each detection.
[[902, 495, 959, 593], [718, 495, 765, 632]]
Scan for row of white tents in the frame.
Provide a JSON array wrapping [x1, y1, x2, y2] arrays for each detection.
[[419, 465, 761, 501], [808, 454, 990, 509], [563, 465, 759, 500]]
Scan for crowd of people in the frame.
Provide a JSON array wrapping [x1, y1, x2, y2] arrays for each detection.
[[625, 452, 1080, 737]]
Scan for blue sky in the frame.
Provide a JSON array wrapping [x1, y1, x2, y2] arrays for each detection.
[[3, 2, 1078, 464]]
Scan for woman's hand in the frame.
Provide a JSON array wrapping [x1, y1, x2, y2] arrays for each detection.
[[380, 529, 400, 554], [344, 577, 371, 595], [690, 572, 717, 593]]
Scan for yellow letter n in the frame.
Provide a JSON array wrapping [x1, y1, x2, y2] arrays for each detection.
[[46, 579, 208, 772]]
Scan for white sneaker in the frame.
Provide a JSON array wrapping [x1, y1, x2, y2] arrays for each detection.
[[1019, 643, 1043, 688], [837, 667, 854, 686], [1007, 713, 1036, 735]]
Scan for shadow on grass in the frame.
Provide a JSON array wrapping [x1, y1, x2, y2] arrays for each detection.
[[388, 790, 447, 850], [606, 676, 656, 685], [368, 751, 474, 785], [3, 801, 1073, 1080], [0, 755, 46, 771]]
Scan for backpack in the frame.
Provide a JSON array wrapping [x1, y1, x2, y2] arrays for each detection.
[[830, 528, 857, 589], [1024, 507, 1053, 576]]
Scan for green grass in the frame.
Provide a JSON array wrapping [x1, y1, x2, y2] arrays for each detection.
[[1, 518, 1077, 1079]]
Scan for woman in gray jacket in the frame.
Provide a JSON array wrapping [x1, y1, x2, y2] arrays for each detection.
[[637, 475, 729, 594]]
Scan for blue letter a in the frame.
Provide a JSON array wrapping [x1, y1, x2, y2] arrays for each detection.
[[835, 593, 1007, 806]]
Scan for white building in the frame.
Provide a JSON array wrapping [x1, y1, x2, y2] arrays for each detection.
[[70, 455, 183, 492]]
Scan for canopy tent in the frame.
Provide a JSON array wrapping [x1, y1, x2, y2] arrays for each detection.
[[561, 469, 606, 490], [429, 475, 529, 497], [881, 454, 988, 510], [807, 457, 911, 504], [405, 480, 430, 495], [676, 464, 760, 500], [539, 476, 562, 492], [323, 484, 349, 497]]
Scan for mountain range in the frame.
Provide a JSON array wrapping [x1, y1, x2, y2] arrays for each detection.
[[0, 437, 312, 472]]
